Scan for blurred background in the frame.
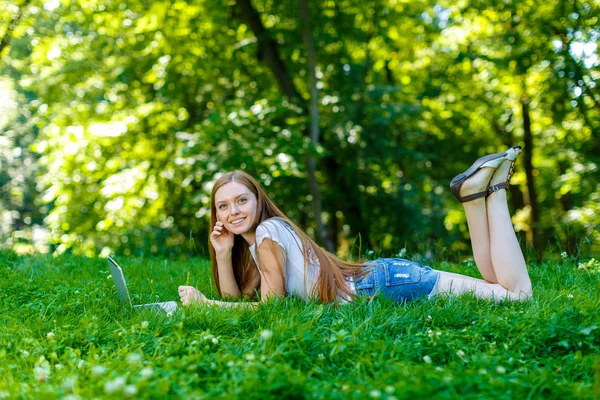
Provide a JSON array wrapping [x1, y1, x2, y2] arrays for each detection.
[[1, 0, 598, 260]]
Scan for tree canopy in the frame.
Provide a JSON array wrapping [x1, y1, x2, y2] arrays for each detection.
[[1, 0, 599, 259]]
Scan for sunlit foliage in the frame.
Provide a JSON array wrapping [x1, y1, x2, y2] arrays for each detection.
[[1, 0, 598, 258]]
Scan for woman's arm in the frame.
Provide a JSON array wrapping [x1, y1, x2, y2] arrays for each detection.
[[218, 256, 260, 298], [210, 220, 243, 298], [179, 238, 286, 307], [178, 286, 259, 308], [215, 252, 242, 298], [256, 239, 286, 301]]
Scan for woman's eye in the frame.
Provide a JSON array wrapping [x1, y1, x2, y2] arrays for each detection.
[[218, 204, 226, 210], [239, 198, 247, 204]]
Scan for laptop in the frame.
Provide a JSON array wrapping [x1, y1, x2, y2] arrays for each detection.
[[107, 256, 177, 313]]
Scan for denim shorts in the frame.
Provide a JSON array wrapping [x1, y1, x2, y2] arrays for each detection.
[[353, 258, 440, 303]]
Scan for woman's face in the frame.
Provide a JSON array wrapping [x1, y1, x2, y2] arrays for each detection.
[[214, 181, 258, 235]]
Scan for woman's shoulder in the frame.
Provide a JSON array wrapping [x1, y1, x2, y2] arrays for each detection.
[[256, 217, 296, 241], [258, 217, 290, 229]]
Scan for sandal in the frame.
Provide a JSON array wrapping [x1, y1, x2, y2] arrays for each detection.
[[449, 146, 521, 203], [487, 146, 522, 197]]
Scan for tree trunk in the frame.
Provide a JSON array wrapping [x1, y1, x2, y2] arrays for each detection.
[[556, 160, 577, 254], [0, 0, 31, 59], [233, 0, 334, 250], [297, 0, 334, 252], [234, 0, 303, 104], [323, 153, 373, 250], [493, 117, 526, 212], [521, 94, 542, 256]]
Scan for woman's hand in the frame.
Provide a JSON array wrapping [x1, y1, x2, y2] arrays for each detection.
[[178, 286, 210, 306], [210, 221, 234, 255]]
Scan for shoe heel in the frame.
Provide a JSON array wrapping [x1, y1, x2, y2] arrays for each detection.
[[480, 157, 505, 169]]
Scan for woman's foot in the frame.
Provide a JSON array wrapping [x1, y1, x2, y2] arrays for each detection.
[[488, 147, 522, 196], [450, 151, 508, 203], [459, 167, 495, 200]]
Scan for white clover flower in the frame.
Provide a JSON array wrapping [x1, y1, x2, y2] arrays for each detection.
[[385, 386, 395, 394], [427, 329, 434, 337], [167, 312, 173, 317], [456, 350, 465, 357], [104, 377, 126, 394], [369, 390, 381, 398], [34, 366, 50, 382], [496, 366, 506, 374], [92, 365, 107, 376], [426, 315, 432, 322], [318, 354, 325, 360], [567, 294, 574, 299], [47, 331, 55, 340], [61, 376, 77, 392], [423, 355, 432, 364], [561, 252, 568, 259], [127, 353, 142, 365], [77, 360, 84, 369], [124, 385, 138, 397], [140, 368, 153, 379], [227, 361, 235, 368], [104, 381, 118, 394], [341, 385, 349, 391], [436, 331, 442, 336], [141, 321, 149, 329], [212, 337, 219, 345], [479, 369, 488, 375], [55, 363, 63, 370], [260, 330, 273, 340], [245, 353, 256, 361], [21, 350, 30, 357]]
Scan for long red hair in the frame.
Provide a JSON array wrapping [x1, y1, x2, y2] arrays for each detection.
[[209, 170, 367, 303]]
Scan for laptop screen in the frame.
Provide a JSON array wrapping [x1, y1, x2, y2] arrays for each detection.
[[107, 256, 133, 307]]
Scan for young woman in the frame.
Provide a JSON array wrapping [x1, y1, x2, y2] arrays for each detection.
[[178, 146, 533, 307]]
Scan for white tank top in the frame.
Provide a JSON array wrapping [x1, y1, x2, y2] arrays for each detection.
[[248, 218, 354, 302]]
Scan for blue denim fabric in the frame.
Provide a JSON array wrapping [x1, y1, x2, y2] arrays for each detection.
[[354, 258, 440, 302]]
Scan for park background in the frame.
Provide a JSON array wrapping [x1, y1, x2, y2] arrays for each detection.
[[1, 0, 599, 260], [1, 2, 599, 399]]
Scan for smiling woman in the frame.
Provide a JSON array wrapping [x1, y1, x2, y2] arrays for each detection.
[[178, 156, 534, 308]]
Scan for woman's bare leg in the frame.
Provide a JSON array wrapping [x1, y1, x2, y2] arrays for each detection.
[[434, 152, 532, 301], [434, 270, 519, 300], [459, 168, 498, 283], [486, 157, 532, 297]]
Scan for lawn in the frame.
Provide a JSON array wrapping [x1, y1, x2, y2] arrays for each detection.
[[0, 250, 598, 399]]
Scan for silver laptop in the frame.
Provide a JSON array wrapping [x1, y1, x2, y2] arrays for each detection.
[[107, 256, 177, 313]]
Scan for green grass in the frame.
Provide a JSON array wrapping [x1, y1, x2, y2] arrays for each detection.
[[0, 250, 598, 399]]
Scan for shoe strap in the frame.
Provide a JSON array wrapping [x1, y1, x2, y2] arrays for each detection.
[[461, 190, 489, 203], [487, 182, 507, 196]]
